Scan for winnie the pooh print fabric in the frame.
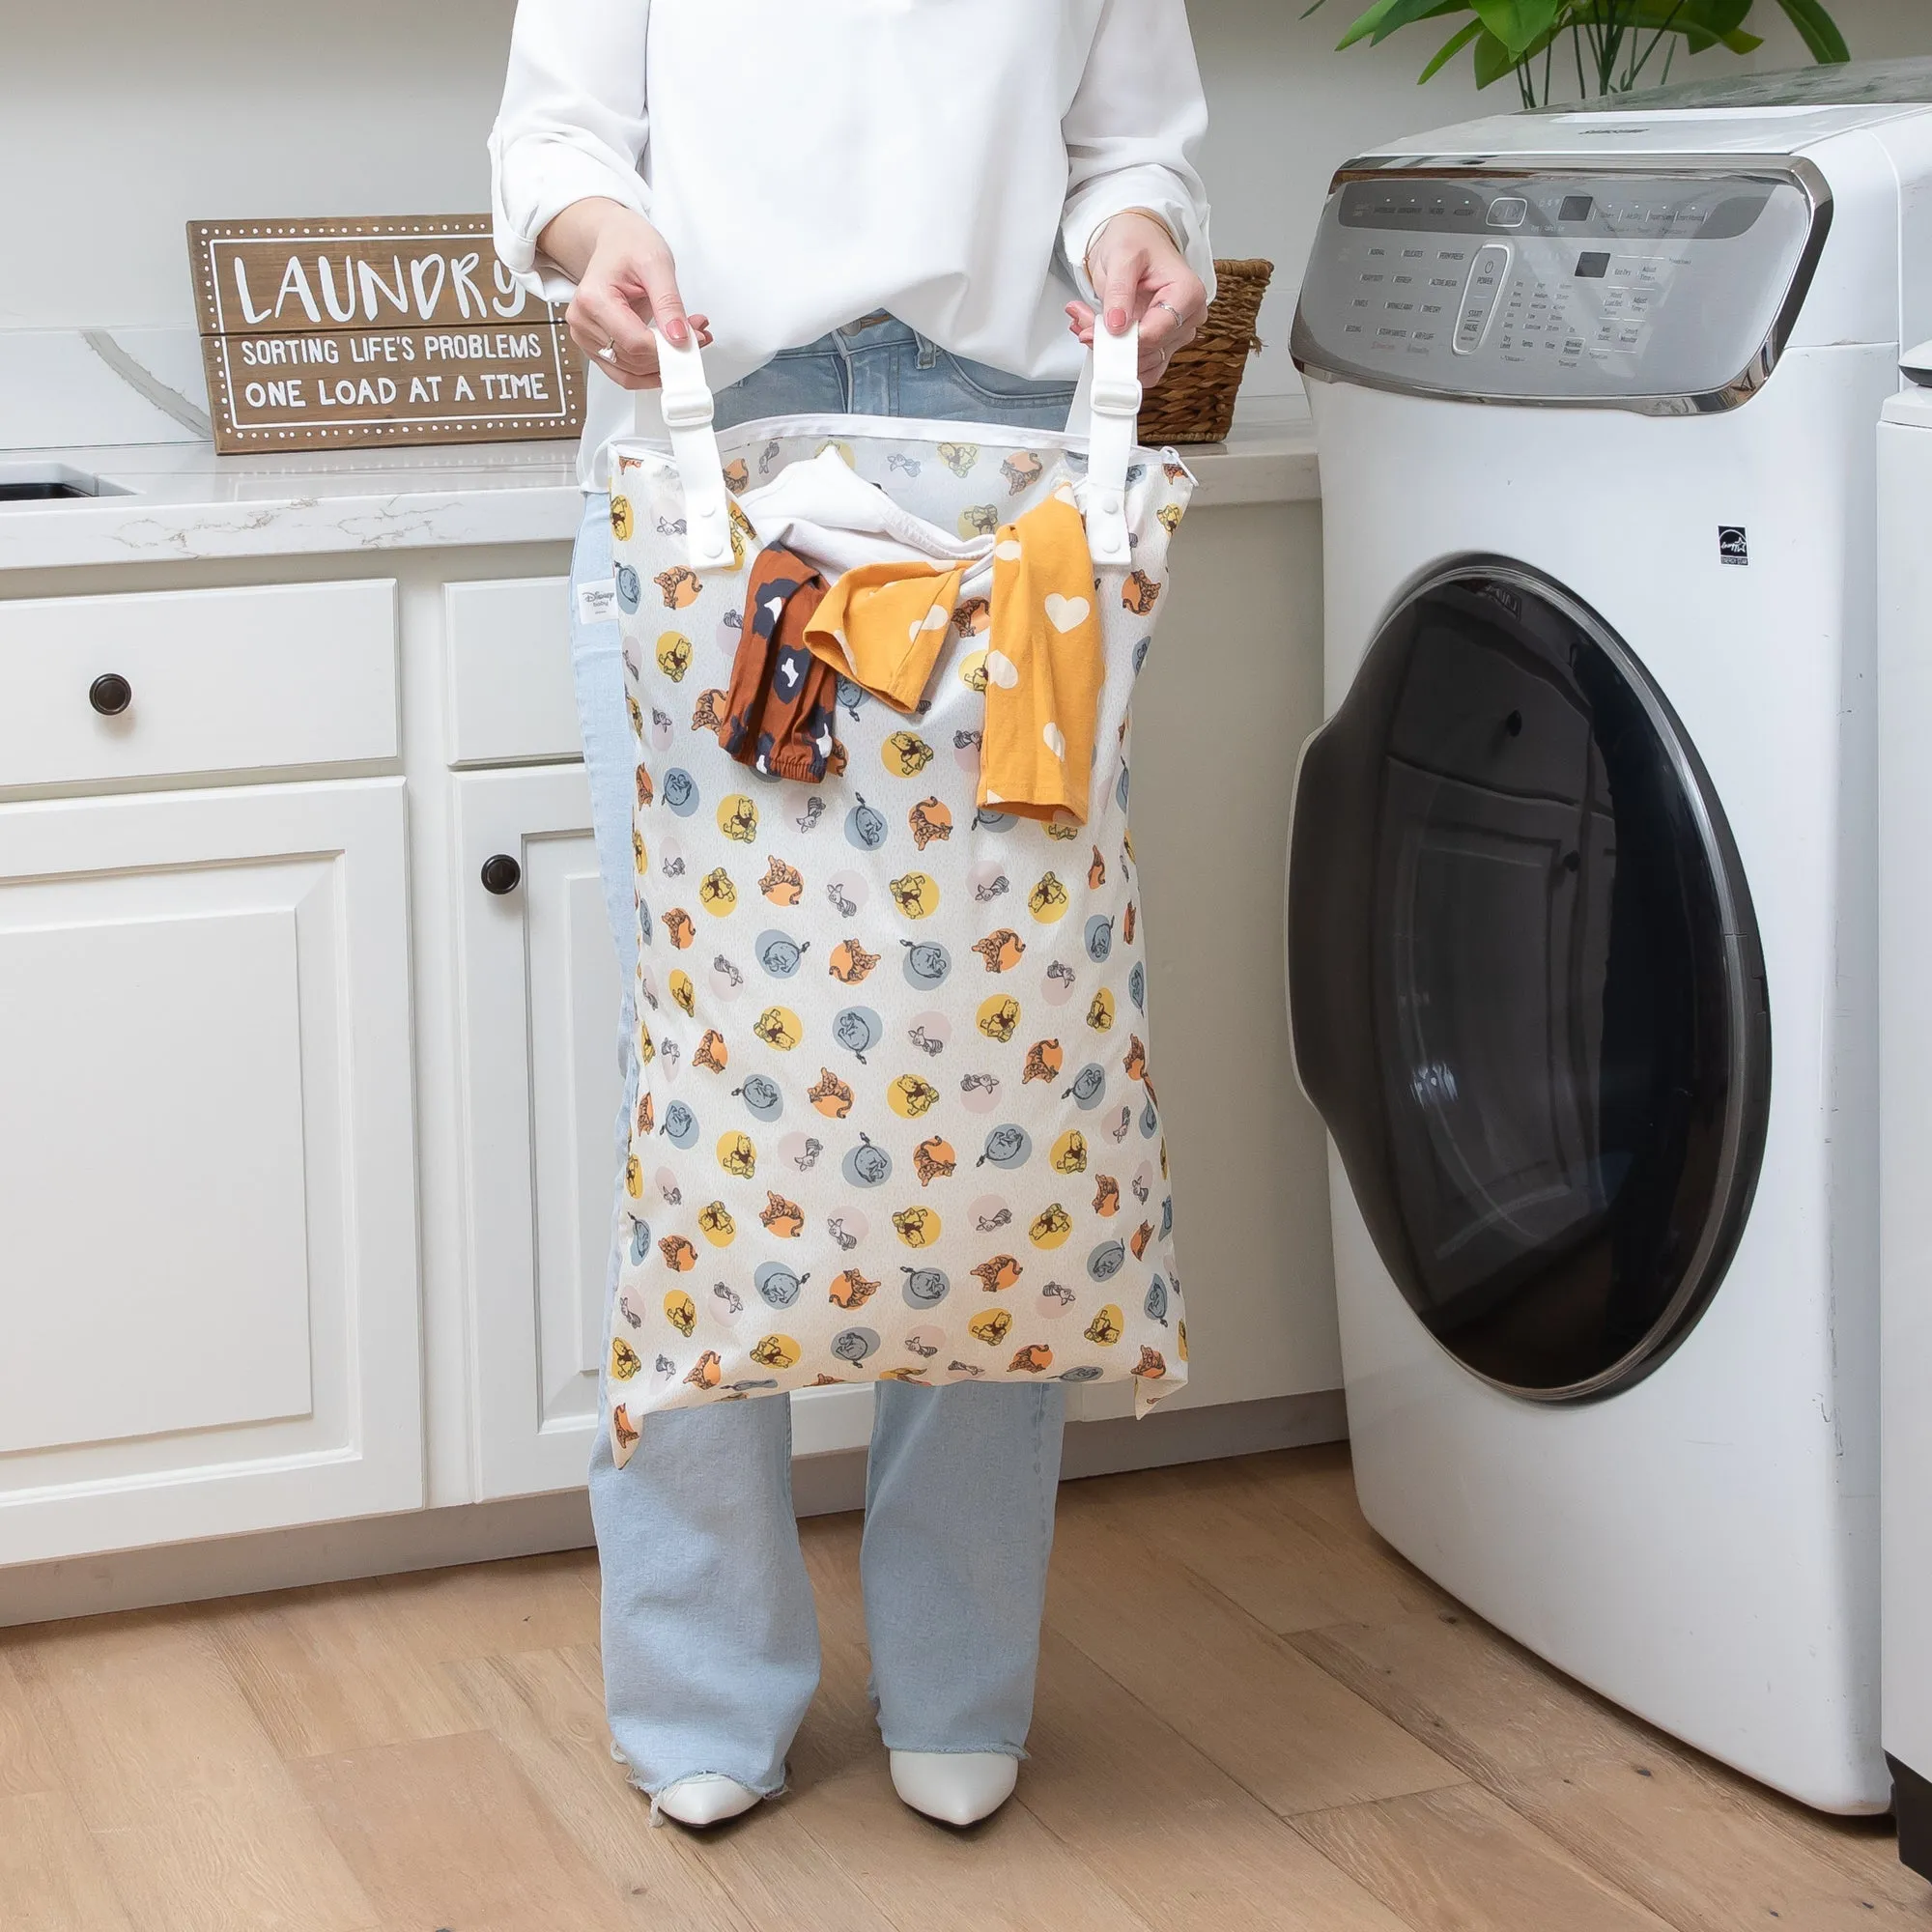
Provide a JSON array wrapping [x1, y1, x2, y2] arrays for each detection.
[[603, 417, 1193, 1463]]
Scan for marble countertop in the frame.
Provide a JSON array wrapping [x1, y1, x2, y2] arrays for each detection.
[[0, 398, 1319, 578]]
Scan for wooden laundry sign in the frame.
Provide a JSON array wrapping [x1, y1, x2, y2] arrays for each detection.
[[186, 215, 585, 453]]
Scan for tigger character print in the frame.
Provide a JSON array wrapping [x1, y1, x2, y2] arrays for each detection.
[[829, 937, 880, 983], [761, 1192, 806, 1236], [656, 565, 702, 610], [913, 1136, 957, 1184], [760, 857, 804, 905], [1001, 450, 1043, 495], [603, 423, 1190, 1422], [1023, 1038, 1065, 1084], [829, 1268, 879, 1309], [953, 595, 991, 637], [808, 1066, 856, 1118], [909, 797, 952, 850], [973, 928, 1026, 972], [973, 1254, 1023, 1293]]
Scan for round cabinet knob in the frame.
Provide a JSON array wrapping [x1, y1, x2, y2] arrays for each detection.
[[89, 672, 132, 716], [480, 853, 523, 895]]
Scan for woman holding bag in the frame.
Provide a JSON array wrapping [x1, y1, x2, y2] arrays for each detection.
[[491, 0, 1213, 1833]]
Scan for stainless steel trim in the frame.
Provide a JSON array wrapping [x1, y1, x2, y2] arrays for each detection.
[[1386, 557, 1769, 1405], [1289, 155, 1833, 416]]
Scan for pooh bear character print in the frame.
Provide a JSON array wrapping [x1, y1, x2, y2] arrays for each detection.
[[602, 419, 1192, 1460]]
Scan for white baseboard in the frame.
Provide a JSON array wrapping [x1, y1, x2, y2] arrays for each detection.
[[0, 1390, 1346, 1630]]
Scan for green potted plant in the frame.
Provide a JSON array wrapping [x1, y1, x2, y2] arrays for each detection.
[[1311, 0, 1849, 109]]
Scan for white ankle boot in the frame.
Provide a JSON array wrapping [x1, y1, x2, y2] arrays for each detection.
[[654, 1774, 761, 1827], [889, 1750, 1018, 1826]]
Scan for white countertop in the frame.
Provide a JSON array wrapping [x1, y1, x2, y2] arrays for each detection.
[[0, 398, 1318, 576]]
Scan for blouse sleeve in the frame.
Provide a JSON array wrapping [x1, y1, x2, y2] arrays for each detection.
[[1059, 0, 1216, 305], [489, 0, 655, 302]]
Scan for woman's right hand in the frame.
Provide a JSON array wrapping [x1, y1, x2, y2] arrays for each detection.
[[537, 197, 712, 390]]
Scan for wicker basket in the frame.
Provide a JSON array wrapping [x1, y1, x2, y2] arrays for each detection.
[[1138, 258, 1274, 445]]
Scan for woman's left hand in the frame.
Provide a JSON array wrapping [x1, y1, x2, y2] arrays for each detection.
[[1066, 212, 1208, 384]]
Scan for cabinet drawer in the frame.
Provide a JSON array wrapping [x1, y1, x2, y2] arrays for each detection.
[[444, 577, 580, 766], [0, 580, 397, 789]]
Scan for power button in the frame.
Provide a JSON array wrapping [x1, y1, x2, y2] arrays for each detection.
[[1486, 197, 1528, 228], [1454, 244, 1511, 354]]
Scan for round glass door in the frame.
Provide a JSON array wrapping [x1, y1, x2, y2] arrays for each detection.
[[1288, 560, 1770, 1399]]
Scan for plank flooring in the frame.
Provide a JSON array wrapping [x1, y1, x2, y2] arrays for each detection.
[[0, 1442, 1920, 1932]]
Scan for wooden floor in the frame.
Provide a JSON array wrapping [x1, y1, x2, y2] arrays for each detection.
[[1, 1444, 1922, 1932]]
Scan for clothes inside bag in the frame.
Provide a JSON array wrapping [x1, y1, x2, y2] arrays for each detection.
[[722, 452, 1106, 821]]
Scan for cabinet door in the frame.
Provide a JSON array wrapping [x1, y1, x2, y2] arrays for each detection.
[[0, 780, 420, 1564], [453, 767, 627, 1496]]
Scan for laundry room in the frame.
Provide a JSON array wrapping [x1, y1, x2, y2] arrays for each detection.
[[4, 0, 1932, 1923]]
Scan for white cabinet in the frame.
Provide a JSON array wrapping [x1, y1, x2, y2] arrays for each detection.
[[451, 764, 627, 1497], [0, 580, 398, 790], [0, 779, 421, 1564]]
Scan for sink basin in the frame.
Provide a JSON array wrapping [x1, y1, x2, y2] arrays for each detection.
[[0, 463, 131, 504]]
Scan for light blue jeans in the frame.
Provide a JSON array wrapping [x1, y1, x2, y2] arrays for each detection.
[[572, 317, 1079, 1798]]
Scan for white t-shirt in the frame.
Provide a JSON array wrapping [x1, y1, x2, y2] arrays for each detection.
[[489, 0, 1215, 487]]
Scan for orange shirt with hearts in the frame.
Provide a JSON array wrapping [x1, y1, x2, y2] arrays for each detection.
[[804, 484, 1104, 823]]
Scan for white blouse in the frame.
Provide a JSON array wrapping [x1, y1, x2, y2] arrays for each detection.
[[489, 0, 1215, 486]]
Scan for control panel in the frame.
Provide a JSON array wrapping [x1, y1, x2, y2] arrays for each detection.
[[1291, 168, 1822, 409]]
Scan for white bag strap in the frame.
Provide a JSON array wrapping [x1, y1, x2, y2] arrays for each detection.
[[643, 327, 736, 570], [1083, 321, 1141, 569], [643, 321, 1141, 573]]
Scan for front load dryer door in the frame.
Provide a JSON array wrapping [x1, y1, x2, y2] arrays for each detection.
[[1289, 560, 1770, 1400]]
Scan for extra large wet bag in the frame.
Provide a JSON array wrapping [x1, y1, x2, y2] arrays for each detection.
[[601, 325, 1193, 1462]]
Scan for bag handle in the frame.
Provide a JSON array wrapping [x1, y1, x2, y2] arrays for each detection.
[[638, 322, 1142, 573], [1082, 319, 1141, 568]]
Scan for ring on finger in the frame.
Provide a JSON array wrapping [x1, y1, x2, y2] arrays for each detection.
[[1151, 298, 1189, 326], [595, 341, 618, 363]]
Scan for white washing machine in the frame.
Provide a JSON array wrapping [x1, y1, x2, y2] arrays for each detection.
[[1877, 351, 1932, 1875], [1286, 61, 1932, 1813]]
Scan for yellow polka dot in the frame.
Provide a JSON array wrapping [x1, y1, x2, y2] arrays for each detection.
[[890, 871, 940, 919], [753, 1006, 802, 1051], [717, 794, 758, 842], [977, 994, 1022, 1042], [657, 632, 693, 681], [1029, 1203, 1073, 1248], [1028, 872, 1070, 922]]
